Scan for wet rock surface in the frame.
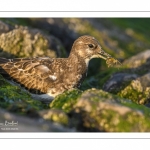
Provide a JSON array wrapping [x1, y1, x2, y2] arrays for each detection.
[[1, 18, 150, 132]]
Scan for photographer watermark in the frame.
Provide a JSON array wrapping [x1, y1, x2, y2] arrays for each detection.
[[0, 120, 19, 131]]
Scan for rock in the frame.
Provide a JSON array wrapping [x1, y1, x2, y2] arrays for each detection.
[[39, 109, 69, 126], [48, 88, 150, 132], [103, 50, 150, 104], [0, 108, 74, 132], [72, 89, 150, 132], [117, 73, 150, 104], [0, 75, 74, 131], [103, 72, 150, 104], [50, 89, 82, 113], [0, 26, 66, 58], [139, 72, 150, 88], [0, 74, 47, 116], [0, 21, 13, 35], [103, 73, 138, 93], [28, 18, 80, 53], [123, 50, 150, 68]]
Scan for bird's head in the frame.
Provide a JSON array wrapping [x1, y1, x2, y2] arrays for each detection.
[[70, 35, 111, 61]]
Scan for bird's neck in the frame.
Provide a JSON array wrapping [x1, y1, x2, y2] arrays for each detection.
[[68, 52, 89, 74], [69, 50, 91, 65]]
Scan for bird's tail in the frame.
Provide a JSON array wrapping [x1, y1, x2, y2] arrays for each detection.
[[0, 58, 10, 65], [0, 58, 11, 75]]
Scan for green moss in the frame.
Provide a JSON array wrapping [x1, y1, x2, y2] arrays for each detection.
[[117, 80, 150, 104], [50, 89, 82, 113], [74, 89, 150, 132], [0, 75, 48, 115], [40, 109, 69, 126], [104, 110, 150, 132], [93, 110, 140, 132]]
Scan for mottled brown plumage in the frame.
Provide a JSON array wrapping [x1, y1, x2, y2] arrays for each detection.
[[0, 35, 114, 102]]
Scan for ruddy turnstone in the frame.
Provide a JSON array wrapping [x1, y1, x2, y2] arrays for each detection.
[[0, 35, 120, 102]]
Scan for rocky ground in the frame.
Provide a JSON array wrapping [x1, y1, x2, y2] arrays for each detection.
[[0, 18, 150, 132]]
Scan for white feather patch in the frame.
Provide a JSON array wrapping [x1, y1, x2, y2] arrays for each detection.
[[49, 75, 57, 80], [85, 58, 90, 67]]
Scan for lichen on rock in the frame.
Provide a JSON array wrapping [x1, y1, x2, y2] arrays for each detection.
[[0, 25, 66, 58], [71, 89, 150, 132], [117, 74, 150, 104]]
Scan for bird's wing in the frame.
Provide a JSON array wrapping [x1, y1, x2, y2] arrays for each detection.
[[0, 57, 56, 94]]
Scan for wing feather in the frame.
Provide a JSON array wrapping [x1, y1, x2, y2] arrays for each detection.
[[0, 57, 56, 94]]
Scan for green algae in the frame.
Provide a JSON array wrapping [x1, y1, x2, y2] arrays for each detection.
[[0, 75, 48, 115], [100, 110, 150, 132], [73, 89, 150, 132], [117, 81, 150, 105], [50, 89, 82, 113], [81, 108, 150, 132]]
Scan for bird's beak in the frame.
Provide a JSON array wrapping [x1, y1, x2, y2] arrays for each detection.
[[97, 46, 122, 68], [98, 49, 112, 60]]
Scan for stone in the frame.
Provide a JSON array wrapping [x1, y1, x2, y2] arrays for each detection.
[[123, 49, 150, 68], [0, 26, 66, 58], [0, 108, 74, 132], [103, 73, 138, 93], [72, 89, 150, 132], [0, 21, 13, 35]]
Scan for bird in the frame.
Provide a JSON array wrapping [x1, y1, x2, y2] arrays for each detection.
[[0, 35, 115, 103]]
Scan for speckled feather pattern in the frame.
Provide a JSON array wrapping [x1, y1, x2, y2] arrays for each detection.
[[0, 35, 114, 101]]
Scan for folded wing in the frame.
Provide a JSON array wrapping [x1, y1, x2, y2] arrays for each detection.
[[0, 57, 56, 94]]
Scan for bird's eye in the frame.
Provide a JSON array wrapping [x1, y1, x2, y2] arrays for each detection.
[[88, 44, 94, 49]]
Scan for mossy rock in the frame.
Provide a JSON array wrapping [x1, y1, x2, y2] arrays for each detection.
[[0, 75, 48, 116], [71, 89, 150, 132], [50, 89, 82, 113], [0, 25, 67, 58], [117, 78, 150, 105], [103, 50, 150, 105], [39, 109, 69, 126]]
